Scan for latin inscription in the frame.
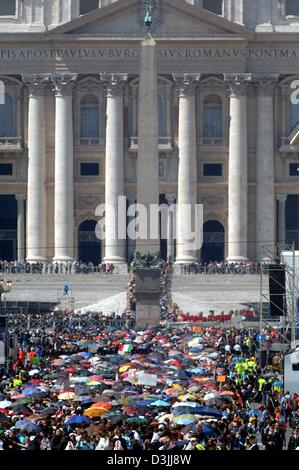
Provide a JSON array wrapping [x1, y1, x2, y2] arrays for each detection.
[[0, 47, 298, 61]]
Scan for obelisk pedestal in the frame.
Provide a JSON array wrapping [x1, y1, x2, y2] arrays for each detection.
[[135, 269, 161, 328]]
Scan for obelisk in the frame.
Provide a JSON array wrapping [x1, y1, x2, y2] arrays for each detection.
[[134, 3, 161, 328], [136, 34, 159, 255]]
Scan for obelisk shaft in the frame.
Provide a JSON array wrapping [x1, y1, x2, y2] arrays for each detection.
[[136, 37, 160, 254]]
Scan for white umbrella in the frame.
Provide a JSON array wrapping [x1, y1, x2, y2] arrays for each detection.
[[0, 400, 12, 408], [28, 369, 40, 376], [203, 393, 216, 406], [172, 402, 199, 408]]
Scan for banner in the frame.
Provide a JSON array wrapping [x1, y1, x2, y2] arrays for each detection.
[[136, 372, 158, 387]]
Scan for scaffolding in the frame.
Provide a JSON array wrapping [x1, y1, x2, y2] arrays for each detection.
[[259, 243, 299, 356]]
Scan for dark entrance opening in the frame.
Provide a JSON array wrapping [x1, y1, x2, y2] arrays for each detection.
[[0, 195, 17, 261], [159, 194, 167, 261], [286, 195, 299, 249], [201, 220, 225, 263], [78, 220, 101, 264]]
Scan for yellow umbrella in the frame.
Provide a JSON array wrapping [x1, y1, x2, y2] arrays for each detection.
[[119, 365, 131, 373], [86, 381, 101, 386], [84, 407, 108, 418], [58, 391, 75, 400]]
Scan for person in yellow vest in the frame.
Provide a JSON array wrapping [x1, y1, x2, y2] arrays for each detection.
[[257, 377, 266, 402]]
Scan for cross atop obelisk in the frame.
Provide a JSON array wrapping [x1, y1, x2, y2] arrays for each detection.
[[144, 0, 154, 33]]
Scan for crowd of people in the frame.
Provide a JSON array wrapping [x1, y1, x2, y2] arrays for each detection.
[[179, 261, 264, 275], [0, 261, 116, 275], [0, 319, 296, 452], [0, 260, 266, 276]]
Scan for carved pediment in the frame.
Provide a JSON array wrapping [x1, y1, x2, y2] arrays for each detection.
[[50, 0, 251, 38]]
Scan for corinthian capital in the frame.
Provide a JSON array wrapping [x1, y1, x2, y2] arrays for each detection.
[[172, 73, 201, 96], [224, 73, 252, 97], [100, 73, 128, 96], [51, 74, 78, 96], [22, 74, 50, 96], [253, 74, 279, 96]]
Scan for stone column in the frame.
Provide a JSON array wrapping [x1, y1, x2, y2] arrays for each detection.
[[173, 73, 200, 266], [165, 193, 176, 263], [15, 194, 26, 262], [255, 75, 278, 260], [51, 74, 77, 262], [277, 193, 287, 246], [225, 73, 251, 262], [101, 73, 128, 271], [127, 193, 136, 263], [22, 75, 49, 263]]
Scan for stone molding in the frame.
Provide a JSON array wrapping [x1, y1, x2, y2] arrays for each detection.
[[51, 73, 78, 96], [100, 73, 128, 96], [224, 73, 252, 96], [253, 74, 279, 96], [172, 73, 201, 97], [22, 74, 50, 96]]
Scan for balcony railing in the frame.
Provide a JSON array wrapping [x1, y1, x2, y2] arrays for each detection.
[[0, 137, 22, 151], [77, 137, 105, 147], [200, 137, 223, 146], [130, 136, 173, 151]]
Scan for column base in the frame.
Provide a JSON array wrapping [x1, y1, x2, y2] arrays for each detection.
[[26, 257, 47, 264], [173, 259, 197, 274], [53, 256, 74, 263], [103, 259, 128, 274], [226, 256, 248, 263]]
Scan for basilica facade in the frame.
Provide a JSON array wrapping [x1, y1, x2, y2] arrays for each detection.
[[0, 0, 299, 266]]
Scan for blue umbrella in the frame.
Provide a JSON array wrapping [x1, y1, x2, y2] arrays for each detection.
[[202, 423, 214, 437], [15, 419, 41, 433], [79, 352, 93, 357], [80, 397, 93, 406], [66, 415, 90, 425], [193, 406, 223, 418], [22, 389, 47, 398], [150, 400, 170, 407]]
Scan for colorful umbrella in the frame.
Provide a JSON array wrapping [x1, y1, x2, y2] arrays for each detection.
[[65, 415, 90, 425], [173, 414, 196, 425], [84, 407, 108, 418], [58, 391, 76, 400]]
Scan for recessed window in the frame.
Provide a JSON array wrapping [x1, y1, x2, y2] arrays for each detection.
[[80, 0, 98, 15], [202, 0, 223, 15], [203, 94, 223, 138], [80, 95, 100, 140], [286, 0, 299, 16], [203, 163, 222, 177], [0, 94, 15, 137], [80, 162, 99, 176], [290, 163, 299, 176], [159, 160, 166, 179], [0, 163, 13, 175], [0, 0, 16, 16]]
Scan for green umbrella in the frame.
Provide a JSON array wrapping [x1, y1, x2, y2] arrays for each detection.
[[127, 416, 149, 424]]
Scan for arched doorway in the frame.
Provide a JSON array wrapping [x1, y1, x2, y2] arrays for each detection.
[[201, 220, 225, 263], [78, 220, 101, 264], [0, 195, 17, 261]]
